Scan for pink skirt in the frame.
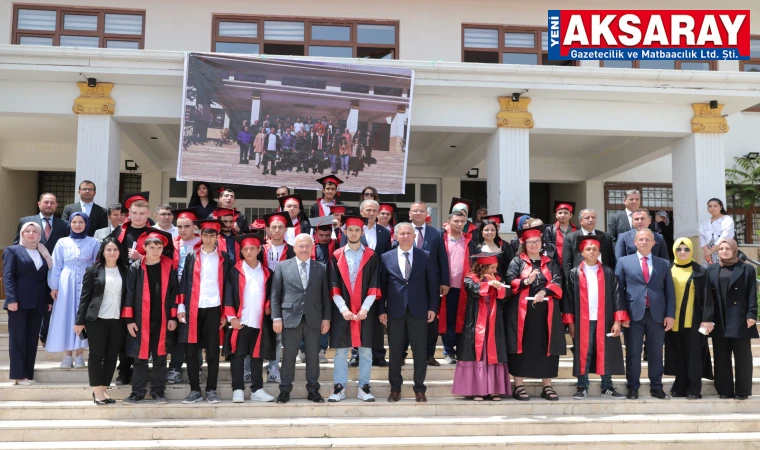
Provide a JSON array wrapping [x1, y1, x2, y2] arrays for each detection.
[[452, 361, 511, 396]]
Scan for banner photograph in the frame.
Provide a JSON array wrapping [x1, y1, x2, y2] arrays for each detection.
[[177, 53, 413, 193]]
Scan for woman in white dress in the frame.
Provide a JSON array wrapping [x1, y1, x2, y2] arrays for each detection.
[[698, 198, 735, 265], [47, 212, 100, 368]]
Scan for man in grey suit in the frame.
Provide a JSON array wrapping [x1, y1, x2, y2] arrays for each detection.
[[61, 180, 108, 237], [271, 233, 331, 404], [93, 204, 126, 241], [606, 189, 640, 247]]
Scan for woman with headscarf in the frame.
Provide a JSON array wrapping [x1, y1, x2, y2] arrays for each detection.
[[188, 182, 217, 220], [699, 198, 735, 266], [664, 238, 714, 399], [47, 212, 101, 368], [3, 222, 53, 385], [706, 239, 758, 400]]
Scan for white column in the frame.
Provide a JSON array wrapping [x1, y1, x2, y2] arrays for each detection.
[[389, 107, 407, 154], [346, 102, 359, 136], [672, 133, 726, 239], [250, 94, 261, 125], [487, 127, 530, 224], [223, 113, 230, 129], [75, 115, 121, 207]]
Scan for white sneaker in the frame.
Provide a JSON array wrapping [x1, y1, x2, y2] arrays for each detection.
[[232, 389, 245, 403], [296, 351, 306, 363], [443, 355, 456, 365], [267, 367, 281, 383], [319, 350, 328, 363], [250, 389, 276, 402], [328, 384, 345, 402], [357, 384, 375, 402], [74, 355, 86, 368], [60, 356, 73, 368]]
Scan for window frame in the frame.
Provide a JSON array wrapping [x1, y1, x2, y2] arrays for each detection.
[[211, 15, 399, 59], [461, 23, 577, 66], [599, 59, 717, 70], [739, 36, 760, 112], [12, 4, 145, 49]]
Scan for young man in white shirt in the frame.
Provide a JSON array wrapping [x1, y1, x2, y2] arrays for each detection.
[[153, 204, 178, 238]]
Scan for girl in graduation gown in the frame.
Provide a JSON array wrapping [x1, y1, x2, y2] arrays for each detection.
[[474, 217, 514, 280], [664, 237, 714, 399], [505, 225, 565, 401], [452, 253, 511, 401]]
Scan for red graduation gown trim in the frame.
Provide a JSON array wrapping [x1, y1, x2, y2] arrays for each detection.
[[139, 256, 173, 360], [311, 239, 336, 261], [293, 219, 301, 236], [227, 260, 271, 358], [469, 274, 506, 364], [553, 222, 577, 266], [117, 221, 149, 256], [510, 253, 563, 355], [316, 198, 334, 217], [184, 247, 225, 344], [333, 246, 380, 347], [440, 232, 471, 334], [217, 232, 239, 258], [578, 261, 606, 375], [261, 243, 289, 271]]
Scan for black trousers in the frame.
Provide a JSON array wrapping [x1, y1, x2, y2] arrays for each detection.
[[261, 151, 277, 174], [186, 307, 221, 392], [238, 143, 249, 161], [624, 309, 665, 391], [388, 309, 427, 393], [132, 336, 167, 397], [85, 318, 126, 387], [39, 309, 50, 344], [668, 330, 703, 396], [230, 326, 264, 392], [8, 308, 42, 380], [712, 336, 753, 397], [280, 318, 320, 394], [117, 339, 133, 382]]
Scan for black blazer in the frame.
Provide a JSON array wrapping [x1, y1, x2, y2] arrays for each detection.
[[311, 134, 328, 153], [562, 229, 616, 277], [2, 245, 50, 312], [606, 210, 631, 248], [76, 264, 129, 325], [379, 247, 439, 320], [62, 203, 108, 237], [706, 261, 759, 340], [13, 215, 68, 253]]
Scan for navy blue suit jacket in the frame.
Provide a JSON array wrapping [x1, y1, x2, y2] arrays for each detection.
[[417, 224, 450, 287], [615, 253, 675, 323], [2, 245, 51, 312], [614, 229, 669, 261], [13, 215, 68, 253], [340, 224, 392, 256], [379, 247, 439, 320]]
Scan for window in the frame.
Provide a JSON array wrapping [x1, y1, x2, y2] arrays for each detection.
[[169, 178, 188, 198], [462, 25, 574, 66], [740, 37, 760, 112], [600, 60, 717, 70], [119, 173, 142, 199], [38, 171, 74, 217], [12, 5, 145, 49], [212, 16, 398, 59]]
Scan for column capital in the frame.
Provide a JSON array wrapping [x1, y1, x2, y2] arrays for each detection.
[[497, 97, 533, 129], [251, 90, 261, 100], [691, 103, 728, 133], [73, 82, 115, 115], [350, 100, 360, 109]]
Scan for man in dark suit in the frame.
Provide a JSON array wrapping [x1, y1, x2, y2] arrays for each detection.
[[61, 180, 108, 237], [261, 126, 280, 176], [271, 233, 331, 404], [615, 209, 669, 261], [562, 208, 616, 278], [615, 229, 675, 400], [379, 222, 439, 402], [310, 128, 328, 175], [13, 193, 68, 346], [606, 189, 640, 248]]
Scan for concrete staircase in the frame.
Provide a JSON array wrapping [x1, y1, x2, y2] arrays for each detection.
[[2, 308, 760, 449]]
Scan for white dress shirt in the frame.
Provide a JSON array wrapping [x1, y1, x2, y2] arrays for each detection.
[[583, 263, 600, 321], [637, 251, 653, 277], [179, 249, 221, 313], [25, 248, 43, 270], [397, 246, 413, 272], [81, 201, 93, 217], [363, 224, 378, 250], [228, 262, 265, 328], [625, 209, 634, 228], [153, 224, 178, 239]]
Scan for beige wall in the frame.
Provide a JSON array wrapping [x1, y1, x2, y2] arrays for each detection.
[[0, 169, 39, 247]]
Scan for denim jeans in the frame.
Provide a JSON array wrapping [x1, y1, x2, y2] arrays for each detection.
[[334, 346, 372, 386], [340, 155, 349, 171], [576, 320, 613, 390], [328, 155, 337, 172]]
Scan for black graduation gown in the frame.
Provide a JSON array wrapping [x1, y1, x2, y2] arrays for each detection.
[[110, 221, 173, 264], [176, 248, 231, 345], [221, 261, 276, 360], [664, 262, 714, 379], [543, 223, 576, 270], [122, 256, 179, 360], [329, 246, 381, 349], [473, 239, 514, 281], [457, 275, 509, 363], [562, 263, 627, 376]]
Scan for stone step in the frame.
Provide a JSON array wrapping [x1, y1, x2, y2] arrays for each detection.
[[2, 411, 760, 442], [3, 432, 760, 449], [3, 378, 760, 402]]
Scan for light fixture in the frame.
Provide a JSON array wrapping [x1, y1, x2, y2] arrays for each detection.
[[709, 100, 718, 109], [511, 92, 521, 102], [466, 168, 479, 178], [450, 145, 457, 148], [150, 137, 158, 140], [125, 160, 139, 171], [87, 78, 97, 88], [746, 152, 759, 160]]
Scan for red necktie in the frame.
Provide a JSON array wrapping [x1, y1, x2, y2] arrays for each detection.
[[44, 218, 51, 239], [416, 227, 423, 248], [641, 256, 650, 307]]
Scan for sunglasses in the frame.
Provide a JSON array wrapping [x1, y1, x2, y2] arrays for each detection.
[[363, 192, 375, 197], [676, 248, 691, 253]]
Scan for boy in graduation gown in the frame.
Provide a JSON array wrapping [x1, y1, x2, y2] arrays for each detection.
[[327, 216, 381, 402], [121, 230, 178, 404], [176, 219, 230, 404], [562, 235, 628, 399], [378, 203, 397, 242], [330, 205, 346, 243], [279, 194, 311, 245], [544, 201, 577, 268], [212, 208, 239, 264], [309, 176, 346, 218], [215, 187, 249, 233], [447, 198, 478, 238], [223, 231, 278, 403]]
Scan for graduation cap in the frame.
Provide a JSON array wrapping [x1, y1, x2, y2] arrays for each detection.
[[483, 214, 504, 225], [449, 197, 475, 218], [121, 191, 150, 210], [309, 216, 334, 231], [173, 208, 200, 222], [234, 231, 267, 249], [262, 212, 293, 228], [330, 205, 347, 215], [554, 201, 576, 214], [193, 219, 223, 234], [517, 225, 543, 243], [316, 175, 344, 196], [343, 215, 367, 229], [469, 252, 501, 266], [250, 218, 267, 230], [577, 234, 605, 252], [278, 193, 304, 212], [143, 229, 174, 254], [211, 208, 235, 218], [379, 203, 397, 215], [511, 212, 532, 232]]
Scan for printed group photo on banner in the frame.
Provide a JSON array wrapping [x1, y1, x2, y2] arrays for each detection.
[[177, 53, 414, 194]]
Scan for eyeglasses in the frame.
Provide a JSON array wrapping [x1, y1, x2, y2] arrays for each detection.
[[525, 240, 542, 246], [80, 188, 95, 192], [676, 248, 691, 253]]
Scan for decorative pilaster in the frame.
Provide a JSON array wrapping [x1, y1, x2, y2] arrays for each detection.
[[497, 97, 533, 129], [72, 82, 115, 115], [691, 103, 729, 133]]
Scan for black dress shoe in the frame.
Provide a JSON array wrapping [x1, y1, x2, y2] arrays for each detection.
[[735, 395, 748, 400], [687, 394, 702, 400], [348, 358, 359, 367], [104, 397, 116, 404], [276, 392, 290, 403], [307, 391, 325, 403], [720, 395, 734, 399], [426, 357, 440, 367], [670, 391, 686, 398], [650, 389, 670, 400], [92, 393, 107, 406], [627, 389, 638, 400], [372, 358, 388, 367]]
